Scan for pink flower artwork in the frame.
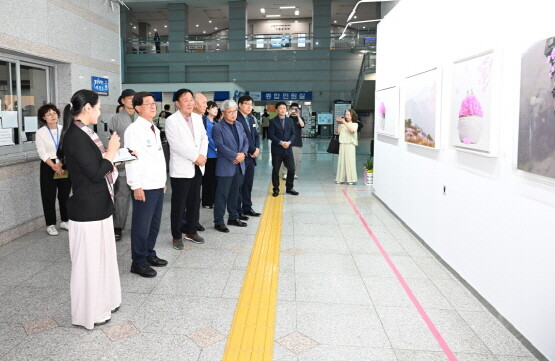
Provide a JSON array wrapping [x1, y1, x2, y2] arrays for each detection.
[[459, 91, 483, 117], [379, 101, 386, 115]]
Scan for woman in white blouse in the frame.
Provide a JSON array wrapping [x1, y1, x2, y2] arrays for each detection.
[[35, 104, 72, 235], [335, 109, 359, 185]]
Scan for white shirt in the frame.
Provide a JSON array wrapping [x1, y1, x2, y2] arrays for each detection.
[[35, 125, 62, 162], [165, 110, 208, 178], [124, 116, 167, 190]]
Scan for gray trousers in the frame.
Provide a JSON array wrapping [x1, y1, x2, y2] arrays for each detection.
[[113, 173, 131, 230]]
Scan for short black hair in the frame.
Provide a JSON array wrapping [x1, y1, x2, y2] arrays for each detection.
[[275, 101, 287, 109], [238, 95, 254, 104], [132, 91, 155, 109], [290, 102, 300, 108], [173, 88, 193, 102], [164, 104, 170, 110], [37, 104, 60, 124], [205, 101, 218, 116]]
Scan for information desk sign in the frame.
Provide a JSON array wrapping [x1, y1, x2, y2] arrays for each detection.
[[91, 76, 109, 96]]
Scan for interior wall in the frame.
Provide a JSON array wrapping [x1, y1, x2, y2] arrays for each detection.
[[374, 0, 555, 359]]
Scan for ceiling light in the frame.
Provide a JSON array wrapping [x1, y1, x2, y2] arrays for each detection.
[[362, 26, 366, 29], [215, 27, 218, 30], [266, 14, 281, 18], [195, 24, 199, 27], [334, 20, 337, 23], [154, 28, 157, 31], [295, 9, 299, 15], [164, 25, 167, 28], [203, 31, 206, 34], [354, 15, 357, 19], [209, 20, 212, 23], [260, 8, 265, 13], [279, 6, 295, 9], [133, 26, 136, 29]]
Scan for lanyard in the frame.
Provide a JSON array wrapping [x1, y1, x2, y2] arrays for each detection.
[[47, 126, 59, 150]]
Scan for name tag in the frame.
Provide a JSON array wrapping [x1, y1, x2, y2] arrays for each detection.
[[252, 123, 256, 128], [146, 139, 152, 147]]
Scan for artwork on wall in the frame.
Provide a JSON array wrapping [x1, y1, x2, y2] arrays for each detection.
[[518, 36, 555, 179], [375, 86, 399, 138], [404, 68, 441, 148], [451, 51, 497, 155]]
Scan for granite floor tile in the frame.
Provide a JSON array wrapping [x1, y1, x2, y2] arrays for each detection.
[[412, 256, 456, 281], [403, 278, 455, 310], [345, 236, 381, 255], [273, 342, 301, 361], [0, 259, 51, 288], [293, 235, 350, 254], [187, 327, 226, 348], [152, 268, 229, 297], [295, 273, 372, 305], [277, 331, 319, 355], [291, 212, 338, 224], [22, 317, 58, 336], [299, 345, 398, 361], [277, 273, 296, 301], [279, 252, 296, 274], [353, 254, 395, 277], [296, 302, 390, 348], [172, 248, 237, 270], [495, 356, 541, 361], [0, 286, 69, 324], [294, 223, 341, 237], [0, 322, 25, 358], [197, 340, 226, 361], [21, 262, 71, 289], [433, 279, 487, 312], [102, 321, 140, 341], [295, 253, 359, 275], [221, 270, 246, 299]]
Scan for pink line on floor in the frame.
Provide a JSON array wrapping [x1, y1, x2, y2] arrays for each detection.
[[342, 189, 458, 361]]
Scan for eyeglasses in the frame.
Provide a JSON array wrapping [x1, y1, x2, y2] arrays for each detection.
[[142, 102, 157, 107], [223, 110, 238, 114]]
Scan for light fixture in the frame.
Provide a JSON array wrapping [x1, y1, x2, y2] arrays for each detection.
[[209, 20, 212, 23], [354, 15, 357, 19], [110, 59, 116, 61], [347, 0, 396, 22], [133, 26, 136, 29], [260, 8, 265, 13], [294, 9, 299, 15], [164, 25, 167, 28], [154, 28, 157, 31], [195, 24, 199, 27], [279, 6, 295, 9], [334, 20, 337, 23], [203, 31, 206, 34], [266, 14, 281, 18], [215, 27, 218, 30], [362, 26, 366, 29], [338, 19, 381, 39]]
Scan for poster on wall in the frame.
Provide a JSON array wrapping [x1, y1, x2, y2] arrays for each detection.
[[404, 68, 441, 148], [451, 51, 496, 155], [518, 36, 555, 179], [375, 86, 399, 138]]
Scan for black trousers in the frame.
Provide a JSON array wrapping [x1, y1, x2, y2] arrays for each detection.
[[170, 166, 202, 239], [262, 127, 269, 140], [131, 188, 163, 265], [238, 160, 255, 213], [39, 161, 71, 226], [271, 153, 295, 191], [201, 158, 217, 207]]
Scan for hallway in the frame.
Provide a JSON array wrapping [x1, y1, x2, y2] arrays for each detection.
[[0, 138, 538, 361]]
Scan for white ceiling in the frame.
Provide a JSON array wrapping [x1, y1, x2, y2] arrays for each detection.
[[125, 0, 382, 36]]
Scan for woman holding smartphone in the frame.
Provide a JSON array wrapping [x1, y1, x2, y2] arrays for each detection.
[[57, 89, 122, 329], [335, 109, 359, 185]]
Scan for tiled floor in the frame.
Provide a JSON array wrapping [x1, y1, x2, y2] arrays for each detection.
[[0, 138, 541, 361]]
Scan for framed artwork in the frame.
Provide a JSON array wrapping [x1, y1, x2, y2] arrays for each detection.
[[517, 36, 555, 179], [451, 51, 497, 156], [375, 86, 399, 138], [404, 68, 441, 149]]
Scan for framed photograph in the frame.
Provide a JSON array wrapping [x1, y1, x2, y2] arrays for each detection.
[[517, 36, 555, 180], [404, 68, 442, 149], [375, 86, 399, 138], [451, 50, 498, 156]]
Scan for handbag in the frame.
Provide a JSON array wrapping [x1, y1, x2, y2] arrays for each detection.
[[327, 134, 340, 154]]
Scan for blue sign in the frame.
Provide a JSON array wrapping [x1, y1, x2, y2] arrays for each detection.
[[214, 91, 230, 101], [261, 91, 312, 101], [91, 76, 109, 96]]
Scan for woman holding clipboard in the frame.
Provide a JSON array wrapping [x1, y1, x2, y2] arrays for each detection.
[[35, 104, 72, 236]]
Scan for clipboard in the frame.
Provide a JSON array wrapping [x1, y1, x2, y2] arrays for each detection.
[[113, 148, 138, 163]]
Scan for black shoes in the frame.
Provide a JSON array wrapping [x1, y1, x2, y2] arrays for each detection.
[[94, 318, 111, 327], [286, 189, 299, 195], [147, 256, 168, 267], [130, 263, 157, 278], [243, 210, 261, 217], [227, 219, 247, 227], [239, 214, 249, 221], [272, 189, 279, 197], [215, 224, 230, 233], [197, 224, 205, 232], [114, 228, 122, 241]]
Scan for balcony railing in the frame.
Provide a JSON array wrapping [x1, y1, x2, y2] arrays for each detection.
[[127, 36, 229, 54]]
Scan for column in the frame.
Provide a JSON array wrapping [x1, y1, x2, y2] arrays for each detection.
[[312, 0, 332, 49], [168, 3, 188, 53], [228, 0, 246, 52]]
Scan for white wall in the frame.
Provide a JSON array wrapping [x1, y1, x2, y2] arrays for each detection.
[[375, 0, 555, 359]]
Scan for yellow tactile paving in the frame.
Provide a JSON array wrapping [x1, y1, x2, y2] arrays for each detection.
[[223, 181, 284, 361]]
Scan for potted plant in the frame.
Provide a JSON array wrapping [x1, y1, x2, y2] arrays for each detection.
[[363, 157, 374, 185]]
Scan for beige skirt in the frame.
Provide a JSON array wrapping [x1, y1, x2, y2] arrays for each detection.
[[69, 216, 121, 329]]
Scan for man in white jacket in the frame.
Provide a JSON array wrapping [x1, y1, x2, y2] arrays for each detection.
[[165, 88, 208, 250]]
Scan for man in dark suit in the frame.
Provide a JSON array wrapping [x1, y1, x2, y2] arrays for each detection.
[[268, 101, 299, 197], [236, 95, 261, 218], [212, 99, 249, 233]]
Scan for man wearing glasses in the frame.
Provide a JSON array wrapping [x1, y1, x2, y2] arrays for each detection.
[[165, 89, 208, 249], [124, 92, 168, 278]]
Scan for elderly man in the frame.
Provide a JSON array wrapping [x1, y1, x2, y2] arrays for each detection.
[[165, 88, 208, 249], [124, 92, 168, 278], [108, 88, 137, 241], [212, 100, 249, 233]]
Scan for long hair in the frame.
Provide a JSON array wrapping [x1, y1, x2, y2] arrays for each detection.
[[57, 89, 99, 161], [346, 109, 359, 123]]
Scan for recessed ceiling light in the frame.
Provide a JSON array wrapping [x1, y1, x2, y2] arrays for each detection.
[[215, 27, 218, 30], [111, 59, 115, 61], [133, 26, 136, 29], [260, 8, 265, 13], [148, 32, 151, 34], [208, 20, 212, 23], [203, 31, 206, 34], [195, 24, 199, 27], [266, 14, 281, 18], [354, 15, 357, 19], [279, 6, 295, 9], [294, 9, 299, 15], [154, 28, 157, 31], [164, 25, 167, 28], [334, 20, 337, 23], [362, 26, 366, 29]]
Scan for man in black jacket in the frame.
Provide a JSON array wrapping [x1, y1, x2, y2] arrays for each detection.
[[268, 101, 299, 197]]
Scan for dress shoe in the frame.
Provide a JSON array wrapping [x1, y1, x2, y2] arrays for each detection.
[[202, 205, 214, 209], [111, 306, 120, 313], [227, 219, 247, 227], [239, 214, 249, 221], [114, 228, 122, 241], [147, 256, 168, 267], [197, 224, 205, 232], [272, 190, 279, 197], [286, 189, 299, 195], [172, 238, 184, 250], [214, 224, 230, 233], [243, 210, 261, 217], [185, 233, 205, 244], [94, 317, 111, 327], [130, 263, 157, 278]]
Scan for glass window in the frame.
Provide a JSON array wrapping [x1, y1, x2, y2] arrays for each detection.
[[20, 64, 48, 142], [0, 60, 18, 147]]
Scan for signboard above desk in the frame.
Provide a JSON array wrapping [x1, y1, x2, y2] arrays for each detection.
[[91, 76, 109, 96], [250, 91, 312, 101]]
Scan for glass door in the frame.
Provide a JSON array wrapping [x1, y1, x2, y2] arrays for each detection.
[[0, 59, 18, 148]]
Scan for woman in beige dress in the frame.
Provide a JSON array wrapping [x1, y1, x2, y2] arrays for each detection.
[[335, 109, 359, 184]]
